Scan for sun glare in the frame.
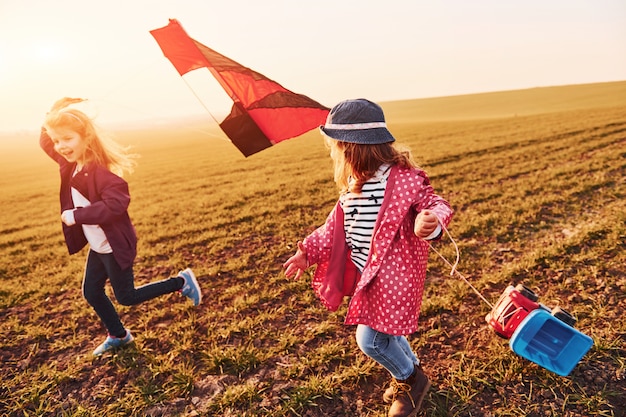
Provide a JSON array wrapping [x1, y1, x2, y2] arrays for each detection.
[[31, 41, 66, 64]]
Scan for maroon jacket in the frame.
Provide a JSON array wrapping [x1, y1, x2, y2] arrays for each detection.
[[40, 130, 137, 270]]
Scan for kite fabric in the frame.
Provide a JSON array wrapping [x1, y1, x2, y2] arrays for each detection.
[[150, 19, 330, 157]]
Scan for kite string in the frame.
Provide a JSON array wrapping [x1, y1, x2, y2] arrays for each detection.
[[180, 76, 221, 126], [178, 73, 235, 143], [82, 58, 225, 139], [428, 224, 494, 309]]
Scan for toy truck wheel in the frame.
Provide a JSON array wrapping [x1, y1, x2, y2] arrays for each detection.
[[552, 307, 577, 326], [515, 284, 539, 302]]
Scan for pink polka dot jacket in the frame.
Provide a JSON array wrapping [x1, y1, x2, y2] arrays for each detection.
[[303, 165, 453, 335]]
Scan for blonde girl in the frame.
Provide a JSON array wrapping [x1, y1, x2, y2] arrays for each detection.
[[40, 97, 202, 356], [283, 99, 453, 417]]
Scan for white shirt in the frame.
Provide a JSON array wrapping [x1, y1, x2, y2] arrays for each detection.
[[68, 170, 112, 254], [340, 164, 391, 272]]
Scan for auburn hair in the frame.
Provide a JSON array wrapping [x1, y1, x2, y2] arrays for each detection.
[[325, 136, 417, 193]]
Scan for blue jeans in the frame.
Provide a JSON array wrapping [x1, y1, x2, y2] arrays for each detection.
[[82, 250, 183, 337], [355, 324, 420, 380]]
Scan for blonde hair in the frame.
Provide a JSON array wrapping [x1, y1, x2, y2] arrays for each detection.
[[324, 136, 417, 193], [44, 109, 138, 177]]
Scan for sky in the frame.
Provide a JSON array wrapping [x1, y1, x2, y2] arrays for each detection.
[[1, 0, 625, 133]]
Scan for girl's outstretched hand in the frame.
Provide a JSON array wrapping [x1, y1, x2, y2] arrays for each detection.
[[50, 97, 86, 113], [414, 210, 439, 238], [283, 241, 307, 280]]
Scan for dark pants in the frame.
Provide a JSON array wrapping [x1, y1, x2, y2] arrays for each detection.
[[82, 250, 183, 337]]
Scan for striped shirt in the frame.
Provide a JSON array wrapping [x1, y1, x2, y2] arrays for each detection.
[[340, 164, 391, 272]]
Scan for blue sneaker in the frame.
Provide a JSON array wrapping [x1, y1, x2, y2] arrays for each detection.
[[93, 329, 134, 356], [179, 268, 202, 306]]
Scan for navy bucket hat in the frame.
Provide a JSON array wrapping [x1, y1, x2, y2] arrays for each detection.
[[320, 99, 395, 145]]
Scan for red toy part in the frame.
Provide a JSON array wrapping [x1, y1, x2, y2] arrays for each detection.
[[485, 284, 541, 339]]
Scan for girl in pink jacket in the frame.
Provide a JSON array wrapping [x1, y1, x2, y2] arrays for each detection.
[[283, 99, 453, 417]]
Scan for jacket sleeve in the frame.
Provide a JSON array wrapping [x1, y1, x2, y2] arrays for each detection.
[[39, 128, 66, 165], [412, 171, 454, 231], [304, 201, 357, 311], [303, 201, 339, 267], [73, 171, 131, 225]]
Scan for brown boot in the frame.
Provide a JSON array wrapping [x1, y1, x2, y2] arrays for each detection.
[[387, 364, 431, 417], [383, 379, 398, 403], [383, 363, 422, 403]]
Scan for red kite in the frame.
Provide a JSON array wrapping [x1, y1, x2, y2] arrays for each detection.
[[150, 19, 330, 157]]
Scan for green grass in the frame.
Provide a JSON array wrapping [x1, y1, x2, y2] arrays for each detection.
[[1, 81, 625, 416]]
